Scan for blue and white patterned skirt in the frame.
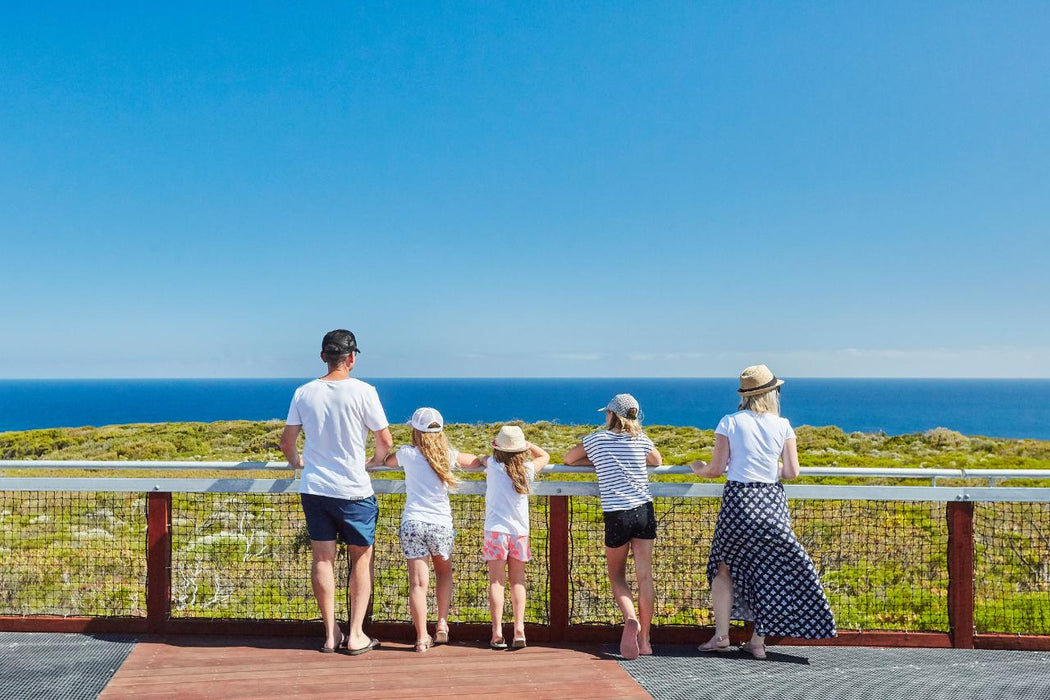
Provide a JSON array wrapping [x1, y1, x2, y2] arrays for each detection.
[[706, 480, 837, 638]]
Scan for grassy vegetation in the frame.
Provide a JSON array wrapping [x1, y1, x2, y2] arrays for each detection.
[[1, 421, 1048, 634]]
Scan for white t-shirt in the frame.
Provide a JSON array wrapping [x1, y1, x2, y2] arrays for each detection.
[[581, 430, 655, 512], [483, 457, 536, 536], [397, 445, 458, 529], [715, 410, 797, 484], [286, 378, 389, 500]]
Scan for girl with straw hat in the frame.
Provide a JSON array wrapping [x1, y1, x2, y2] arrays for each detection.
[[464, 425, 551, 650], [691, 365, 836, 659]]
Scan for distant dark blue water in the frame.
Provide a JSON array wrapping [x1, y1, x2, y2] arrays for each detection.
[[0, 378, 1048, 439]]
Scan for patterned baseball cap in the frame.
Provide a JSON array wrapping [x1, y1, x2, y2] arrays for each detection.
[[598, 393, 640, 418]]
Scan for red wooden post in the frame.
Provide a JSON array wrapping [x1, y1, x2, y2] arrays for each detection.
[[946, 501, 975, 649], [146, 491, 172, 635], [549, 495, 570, 642]]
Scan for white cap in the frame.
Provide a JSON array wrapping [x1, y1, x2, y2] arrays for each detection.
[[407, 407, 444, 432]]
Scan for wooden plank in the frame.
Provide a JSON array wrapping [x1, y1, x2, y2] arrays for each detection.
[[974, 633, 1050, 651], [0, 616, 147, 634], [101, 637, 646, 699]]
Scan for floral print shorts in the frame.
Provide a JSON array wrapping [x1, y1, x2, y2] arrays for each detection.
[[399, 520, 455, 560], [482, 530, 532, 562]]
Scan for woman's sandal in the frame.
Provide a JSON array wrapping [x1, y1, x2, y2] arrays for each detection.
[[414, 635, 433, 653], [434, 626, 449, 644], [739, 641, 767, 660], [697, 634, 731, 653]]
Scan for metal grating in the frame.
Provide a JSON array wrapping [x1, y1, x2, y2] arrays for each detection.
[[0, 632, 137, 700], [619, 645, 1050, 700]]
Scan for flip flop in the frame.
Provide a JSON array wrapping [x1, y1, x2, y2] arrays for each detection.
[[346, 638, 381, 656], [489, 638, 508, 650], [320, 633, 346, 654]]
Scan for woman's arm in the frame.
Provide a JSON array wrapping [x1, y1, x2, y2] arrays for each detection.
[[779, 438, 801, 480], [562, 443, 593, 467], [528, 443, 551, 471], [690, 434, 730, 478]]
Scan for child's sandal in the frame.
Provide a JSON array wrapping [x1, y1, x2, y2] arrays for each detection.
[[434, 626, 449, 644], [697, 634, 731, 653], [414, 635, 433, 653]]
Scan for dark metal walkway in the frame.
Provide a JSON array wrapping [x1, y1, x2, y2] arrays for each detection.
[[0, 632, 135, 700], [618, 644, 1050, 700]]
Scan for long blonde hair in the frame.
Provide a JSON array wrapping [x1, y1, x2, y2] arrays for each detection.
[[605, 409, 643, 437], [493, 448, 530, 495], [738, 389, 781, 415], [412, 426, 459, 488]]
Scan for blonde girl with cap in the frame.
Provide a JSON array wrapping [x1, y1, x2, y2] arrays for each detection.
[[691, 365, 836, 659], [564, 394, 663, 660], [383, 407, 479, 652], [464, 425, 550, 650]]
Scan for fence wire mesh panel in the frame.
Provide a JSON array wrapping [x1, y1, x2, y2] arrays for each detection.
[[0, 491, 145, 616], [171, 493, 320, 619], [170, 491, 549, 624], [974, 502, 1050, 634], [567, 496, 948, 631], [371, 494, 550, 625]]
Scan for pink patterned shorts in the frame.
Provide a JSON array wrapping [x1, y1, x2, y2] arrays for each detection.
[[482, 531, 532, 562]]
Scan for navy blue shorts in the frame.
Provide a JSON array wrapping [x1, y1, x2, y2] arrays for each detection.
[[300, 493, 378, 547]]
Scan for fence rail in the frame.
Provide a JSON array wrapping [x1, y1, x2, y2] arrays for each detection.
[[1, 461, 1048, 651]]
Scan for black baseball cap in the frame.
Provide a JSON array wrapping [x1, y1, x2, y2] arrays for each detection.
[[321, 329, 360, 358]]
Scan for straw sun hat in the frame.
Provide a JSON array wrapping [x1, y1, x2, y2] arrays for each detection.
[[492, 425, 529, 453], [737, 364, 785, 396]]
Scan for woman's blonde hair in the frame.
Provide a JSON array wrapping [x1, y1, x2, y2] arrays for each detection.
[[412, 426, 459, 488], [605, 409, 643, 437], [493, 448, 531, 495], [738, 388, 781, 415]]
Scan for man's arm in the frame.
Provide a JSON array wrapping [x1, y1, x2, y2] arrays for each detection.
[[366, 427, 394, 467], [279, 425, 303, 470]]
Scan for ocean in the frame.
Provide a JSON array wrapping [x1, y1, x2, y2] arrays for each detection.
[[1, 378, 1048, 440]]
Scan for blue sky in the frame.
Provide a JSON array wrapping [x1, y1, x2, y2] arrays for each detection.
[[2, 2, 1048, 378]]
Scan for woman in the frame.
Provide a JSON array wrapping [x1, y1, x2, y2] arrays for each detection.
[[691, 365, 836, 659], [564, 393, 663, 660]]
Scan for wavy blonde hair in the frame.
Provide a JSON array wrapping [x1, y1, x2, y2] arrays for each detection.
[[493, 448, 531, 495], [412, 426, 459, 488], [738, 388, 781, 415], [605, 409, 643, 437]]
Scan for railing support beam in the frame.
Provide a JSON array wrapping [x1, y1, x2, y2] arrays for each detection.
[[946, 501, 975, 649], [549, 496, 570, 642], [146, 491, 172, 635]]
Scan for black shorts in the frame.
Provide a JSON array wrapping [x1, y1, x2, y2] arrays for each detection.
[[603, 501, 657, 548]]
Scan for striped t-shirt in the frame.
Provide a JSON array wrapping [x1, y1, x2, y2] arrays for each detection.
[[581, 430, 655, 512]]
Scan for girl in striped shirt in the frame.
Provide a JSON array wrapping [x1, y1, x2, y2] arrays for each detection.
[[564, 393, 663, 660]]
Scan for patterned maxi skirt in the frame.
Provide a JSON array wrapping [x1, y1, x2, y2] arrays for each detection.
[[706, 480, 837, 638]]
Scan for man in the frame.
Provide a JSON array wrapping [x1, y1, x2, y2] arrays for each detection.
[[279, 329, 393, 655]]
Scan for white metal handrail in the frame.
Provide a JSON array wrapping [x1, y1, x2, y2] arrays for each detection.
[[2, 460, 1048, 487]]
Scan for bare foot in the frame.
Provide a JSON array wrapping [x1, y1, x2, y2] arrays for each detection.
[[639, 640, 653, 656], [620, 618, 640, 660]]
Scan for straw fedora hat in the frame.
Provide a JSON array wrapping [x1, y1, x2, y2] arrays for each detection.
[[737, 364, 784, 396], [492, 425, 528, 453]]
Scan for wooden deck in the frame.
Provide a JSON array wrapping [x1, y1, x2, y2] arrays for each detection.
[[100, 635, 650, 699]]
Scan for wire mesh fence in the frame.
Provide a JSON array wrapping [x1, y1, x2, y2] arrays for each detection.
[[0, 492, 145, 617], [169, 492, 550, 624], [974, 502, 1050, 635], [566, 496, 949, 631]]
